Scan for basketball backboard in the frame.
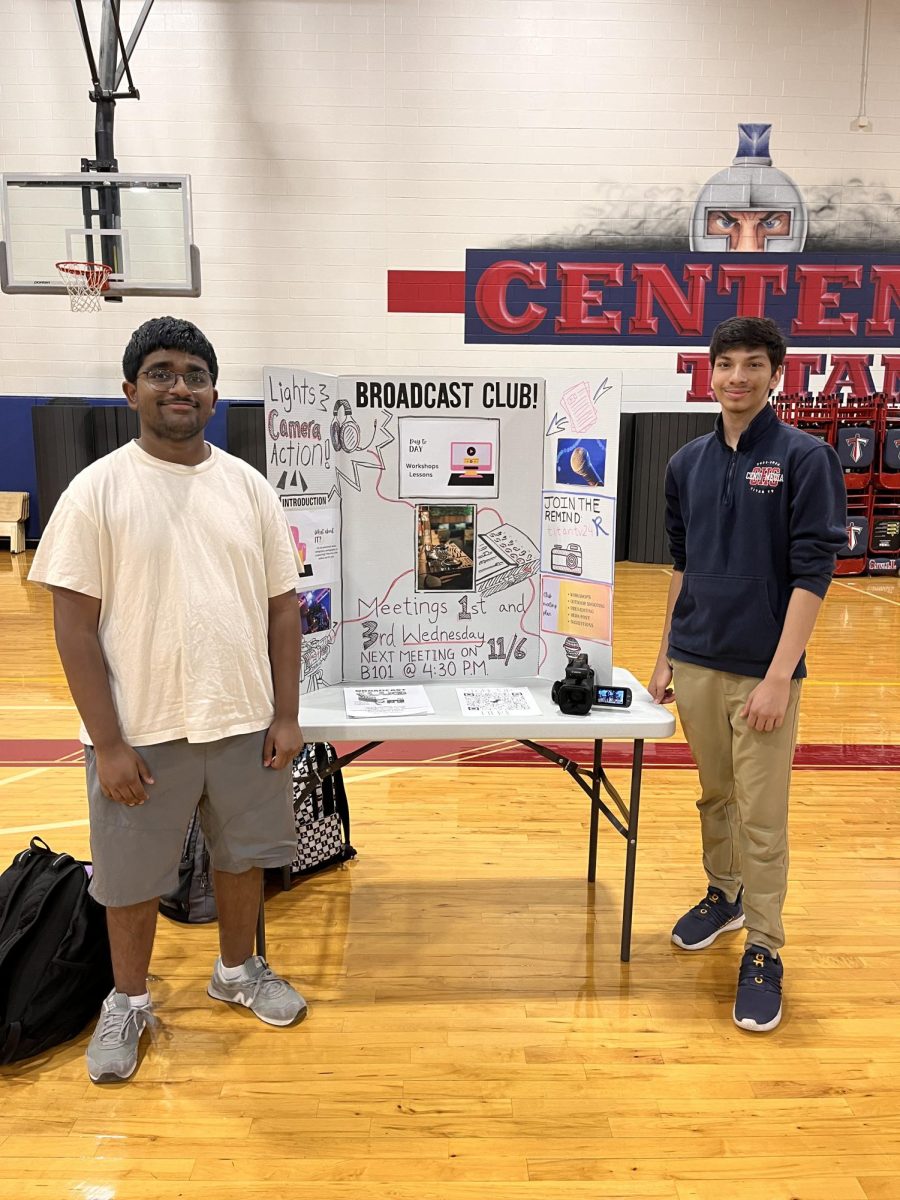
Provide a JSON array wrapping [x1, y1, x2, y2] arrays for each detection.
[[0, 173, 200, 297]]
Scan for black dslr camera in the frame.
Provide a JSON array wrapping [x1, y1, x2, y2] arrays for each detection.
[[551, 653, 596, 716]]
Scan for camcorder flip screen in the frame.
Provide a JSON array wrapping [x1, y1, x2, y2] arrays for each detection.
[[594, 686, 632, 708]]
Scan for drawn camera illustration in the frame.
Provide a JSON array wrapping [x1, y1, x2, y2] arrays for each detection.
[[550, 542, 583, 576]]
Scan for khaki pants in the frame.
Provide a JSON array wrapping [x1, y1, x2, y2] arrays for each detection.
[[673, 662, 802, 954]]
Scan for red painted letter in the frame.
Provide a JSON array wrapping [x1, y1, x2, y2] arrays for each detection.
[[821, 354, 875, 396], [881, 355, 900, 397], [474, 260, 547, 334], [780, 354, 826, 396], [677, 353, 714, 403], [866, 267, 900, 337], [555, 262, 623, 334], [792, 266, 862, 336], [630, 264, 712, 336], [717, 264, 788, 317]]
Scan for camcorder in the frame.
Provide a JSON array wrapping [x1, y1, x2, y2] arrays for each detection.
[[551, 653, 596, 715], [552, 654, 634, 716]]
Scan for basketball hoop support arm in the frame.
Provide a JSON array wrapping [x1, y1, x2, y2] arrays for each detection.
[[70, 0, 154, 167], [70, 0, 155, 285]]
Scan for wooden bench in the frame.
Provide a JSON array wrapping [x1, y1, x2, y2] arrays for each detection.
[[0, 492, 29, 554]]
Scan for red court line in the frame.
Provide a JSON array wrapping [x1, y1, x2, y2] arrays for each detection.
[[1, 739, 899, 770], [0, 740, 86, 766]]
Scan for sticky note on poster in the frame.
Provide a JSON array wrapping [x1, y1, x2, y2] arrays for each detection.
[[541, 574, 612, 645]]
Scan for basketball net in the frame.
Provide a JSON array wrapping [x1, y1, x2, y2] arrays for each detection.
[[55, 261, 112, 313]]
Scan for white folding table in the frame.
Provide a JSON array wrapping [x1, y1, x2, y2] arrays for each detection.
[[261, 668, 676, 963]]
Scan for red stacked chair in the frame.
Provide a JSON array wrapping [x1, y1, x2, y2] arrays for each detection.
[[774, 391, 893, 575], [877, 392, 900, 491], [868, 487, 900, 576], [834, 489, 872, 577], [772, 392, 836, 443], [834, 393, 880, 491]]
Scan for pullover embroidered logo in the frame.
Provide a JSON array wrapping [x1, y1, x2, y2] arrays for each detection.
[[745, 460, 784, 493]]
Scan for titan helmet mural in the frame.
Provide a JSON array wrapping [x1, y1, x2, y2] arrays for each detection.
[[386, 118, 900, 398], [689, 123, 808, 253]]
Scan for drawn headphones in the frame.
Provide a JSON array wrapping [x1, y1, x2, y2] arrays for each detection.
[[330, 399, 361, 453]]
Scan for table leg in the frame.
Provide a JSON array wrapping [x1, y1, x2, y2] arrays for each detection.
[[619, 739, 644, 963], [587, 738, 602, 884]]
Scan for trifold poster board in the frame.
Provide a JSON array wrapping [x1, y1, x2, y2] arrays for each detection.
[[264, 369, 621, 692]]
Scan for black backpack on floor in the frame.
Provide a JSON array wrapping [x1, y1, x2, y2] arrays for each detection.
[[158, 807, 217, 925], [0, 837, 113, 1065]]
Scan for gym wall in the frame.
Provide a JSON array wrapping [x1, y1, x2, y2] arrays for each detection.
[[0, 0, 898, 404]]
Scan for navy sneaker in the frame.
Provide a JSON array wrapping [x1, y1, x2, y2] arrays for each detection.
[[671, 886, 744, 950], [734, 944, 783, 1031]]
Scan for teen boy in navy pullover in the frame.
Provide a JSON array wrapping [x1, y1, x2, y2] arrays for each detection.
[[649, 316, 846, 1032]]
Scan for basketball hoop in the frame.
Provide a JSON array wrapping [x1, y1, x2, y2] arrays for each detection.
[[55, 260, 113, 312]]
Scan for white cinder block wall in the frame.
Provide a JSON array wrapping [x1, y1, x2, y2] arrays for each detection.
[[0, 0, 898, 408]]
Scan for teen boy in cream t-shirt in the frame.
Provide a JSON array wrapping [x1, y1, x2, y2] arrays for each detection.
[[30, 316, 307, 1084]]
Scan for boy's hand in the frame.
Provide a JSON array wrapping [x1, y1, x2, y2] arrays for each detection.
[[95, 740, 155, 806], [264, 717, 305, 769], [740, 677, 791, 733], [648, 660, 675, 704]]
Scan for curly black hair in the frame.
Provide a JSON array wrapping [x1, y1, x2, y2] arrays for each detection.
[[709, 316, 787, 371], [122, 316, 219, 384]]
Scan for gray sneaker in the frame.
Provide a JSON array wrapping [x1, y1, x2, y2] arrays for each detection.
[[86, 989, 154, 1083], [207, 956, 308, 1026]]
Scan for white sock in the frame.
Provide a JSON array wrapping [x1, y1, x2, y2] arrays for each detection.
[[127, 991, 150, 1008], [218, 958, 250, 981]]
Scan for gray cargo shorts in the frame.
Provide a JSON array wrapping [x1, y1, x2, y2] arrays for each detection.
[[85, 729, 296, 907]]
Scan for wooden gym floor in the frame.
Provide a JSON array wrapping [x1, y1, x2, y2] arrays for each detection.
[[1, 554, 899, 1200]]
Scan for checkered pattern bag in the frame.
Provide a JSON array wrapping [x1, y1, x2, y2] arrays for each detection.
[[290, 743, 356, 877]]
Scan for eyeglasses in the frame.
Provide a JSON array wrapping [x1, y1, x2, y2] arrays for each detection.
[[138, 367, 214, 392]]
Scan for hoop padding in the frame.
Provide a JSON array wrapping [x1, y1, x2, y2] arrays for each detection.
[[55, 261, 112, 313]]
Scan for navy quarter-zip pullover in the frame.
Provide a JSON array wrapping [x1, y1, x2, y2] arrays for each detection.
[[665, 402, 847, 679]]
